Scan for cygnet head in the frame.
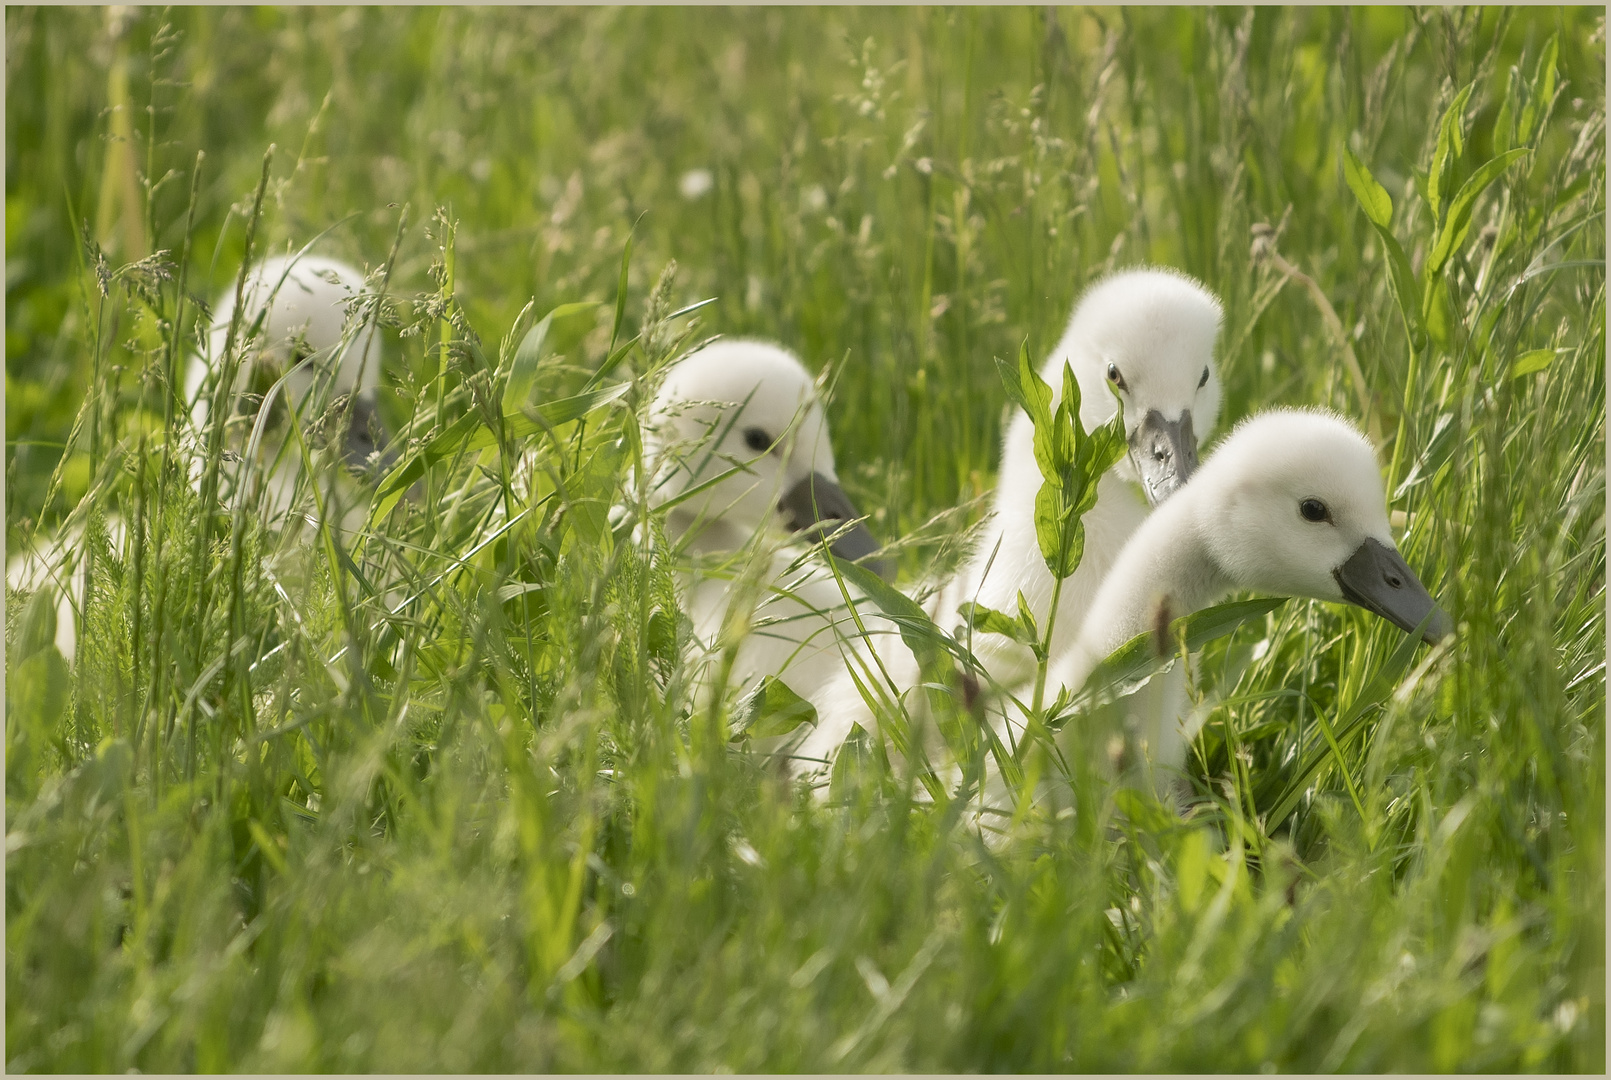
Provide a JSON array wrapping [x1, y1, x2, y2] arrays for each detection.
[[1052, 267, 1224, 505], [644, 339, 881, 568], [1199, 409, 1451, 643], [187, 253, 388, 471]]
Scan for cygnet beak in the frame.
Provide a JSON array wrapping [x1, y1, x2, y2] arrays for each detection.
[[1332, 536, 1452, 644], [778, 472, 889, 579], [1129, 409, 1199, 506]]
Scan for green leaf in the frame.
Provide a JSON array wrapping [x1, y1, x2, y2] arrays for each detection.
[[1342, 144, 1424, 346], [1536, 35, 1559, 115], [1374, 221, 1426, 351], [1050, 361, 1082, 482], [731, 675, 818, 741], [957, 601, 1036, 646], [828, 724, 882, 802], [1427, 82, 1475, 223], [1518, 34, 1559, 146], [8, 648, 70, 743], [1427, 149, 1530, 276], [511, 381, 632, 437], [502, 301, 602, 414], [1074, 597, 1289, 708], [16, 588, 60, 663], [1077, 410, 1128, 507], [1343, 144, 1394, 229], [997, 342, 1058, 483], [1034, 482, 1085, 579], [832, 559, 962, 675], [371, 409, 480, 521], [1014, 590, 1041, 644], [1493, 67, 1517, 155], [503, 314, 551, 413], [1509, 348, 1555, 379]]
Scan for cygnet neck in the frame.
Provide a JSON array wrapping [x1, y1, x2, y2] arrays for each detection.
[[1061, 480, 1232, 687]]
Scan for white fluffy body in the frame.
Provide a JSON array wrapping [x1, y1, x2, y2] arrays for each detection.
[[10, 253, 383, 662], [1046, 409, 1404, 786], [791, 268, 1224, 784], [643, 339, 883, 715], [184, 253, 383, 528]]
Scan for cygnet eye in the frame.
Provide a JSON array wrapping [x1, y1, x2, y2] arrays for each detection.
[[742, 427, 773, 453], [1299, 498, 1330, 523], [1106, 363, 1127, 391], [1198, 366, 1210, 389]]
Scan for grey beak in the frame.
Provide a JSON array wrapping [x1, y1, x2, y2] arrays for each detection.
[[1332, 536, 1452, 644], [778, 471, 890, 579], [1129, 409, 1199, 506]]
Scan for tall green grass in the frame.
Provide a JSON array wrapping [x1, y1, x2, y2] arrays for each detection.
[[6, 7, 1604, 1071]]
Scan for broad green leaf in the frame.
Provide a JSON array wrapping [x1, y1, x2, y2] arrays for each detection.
[[997, 342, 1059, 483], [1035, 482, 1085, 579], [1077, 411, 1128, 506], [1074, 597, 1289, 708], [1426, 82, 1475, 223], [958, 601, 1035, 646], [832, 559, 962, 674], [16, 588, 60, 663], [1343, 145, 1423, 345], [1343, 144, 1393, 229], [496, 581, 547, 603], [1424, 274, 1455, 348], [1050, 361, 1082, 480], [1014, 590, 1040, 644], [1509, 348, 1556, 379], [828, 724, 878, 802], [9, 648, 70, 742], [1427, 149, 1530, 275], [510, 381, 631, 438], [371, 409, 480, 521], [1536, 35, 1559, 116], [996, 341, 1044, 426], [731, 675, 818, 740]]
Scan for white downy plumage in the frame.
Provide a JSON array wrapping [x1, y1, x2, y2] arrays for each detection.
[[9, 252, 387, 662], [1042, 408, 1450, 790], [791, 267, 1224, 784], [184, 252, 388, 531], [937, 409, 1452, 830], [641, 339, 886, 718]]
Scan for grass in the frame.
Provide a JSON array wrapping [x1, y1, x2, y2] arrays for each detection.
[[5, 6, 1605, 1071]]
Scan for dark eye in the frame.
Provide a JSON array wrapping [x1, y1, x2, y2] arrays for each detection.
[[1299, 498, 1330, 523], [1198, 366, 1210, 389], [1106, 363, 1126, 390], [742, 427, 773, 453]]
